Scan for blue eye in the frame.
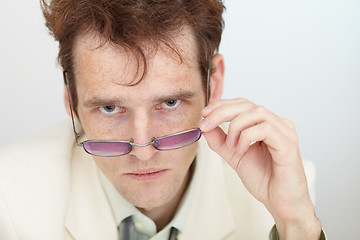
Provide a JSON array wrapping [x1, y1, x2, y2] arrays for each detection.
[[99, 105, 120, 114], [161, 100, 181, 109]]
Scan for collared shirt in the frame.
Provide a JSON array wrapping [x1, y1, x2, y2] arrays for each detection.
[[98, 160, 199, 240]]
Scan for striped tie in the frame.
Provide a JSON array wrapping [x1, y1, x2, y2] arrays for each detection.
[[118, 216, 135, 240], [118, 216, 179, 240]]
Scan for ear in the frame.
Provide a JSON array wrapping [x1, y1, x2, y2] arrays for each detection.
[[209, 54, 225, 104]]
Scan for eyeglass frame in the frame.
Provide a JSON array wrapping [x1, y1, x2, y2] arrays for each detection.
[[63, 55, 212, 156]]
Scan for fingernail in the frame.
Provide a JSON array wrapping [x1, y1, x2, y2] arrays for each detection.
[[200, 118, 208, 130]]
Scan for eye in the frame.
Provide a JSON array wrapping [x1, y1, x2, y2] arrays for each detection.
[[99, 105, 120, 114], [160, 100, 181, 109]]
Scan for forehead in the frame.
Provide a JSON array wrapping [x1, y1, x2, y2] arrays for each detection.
[[72, 27, 204, 107], [73, 26, 199, 85]]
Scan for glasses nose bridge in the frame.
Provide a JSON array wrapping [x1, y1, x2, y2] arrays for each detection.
[[130, 140, 155, 148], [128, 136, 158, 161]]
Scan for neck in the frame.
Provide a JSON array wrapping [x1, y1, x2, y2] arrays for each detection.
[[138, 170, 190, 231]]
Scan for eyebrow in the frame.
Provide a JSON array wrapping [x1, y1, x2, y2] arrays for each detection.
[[154, 90, 196, 104], [83, 89, 197, 108]]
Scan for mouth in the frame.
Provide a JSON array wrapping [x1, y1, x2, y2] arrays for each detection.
[[125, 169, 169, 181]]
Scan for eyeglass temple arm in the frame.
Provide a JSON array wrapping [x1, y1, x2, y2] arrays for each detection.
[[206, 55, 212, 107], [63, 71, 81, 144]]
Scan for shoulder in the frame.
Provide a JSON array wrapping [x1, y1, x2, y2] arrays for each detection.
[[0, 121, 74, 239], [0, 121, 74, 186], [0, 121, 74, 165]]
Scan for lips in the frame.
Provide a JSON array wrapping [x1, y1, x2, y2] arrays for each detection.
[[125, 169, 168, 181]]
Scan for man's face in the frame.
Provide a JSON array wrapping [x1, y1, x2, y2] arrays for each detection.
[[72, 29, 205, 210]]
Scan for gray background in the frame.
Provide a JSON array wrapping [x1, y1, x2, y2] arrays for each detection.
[[1, 0, 359, 238]]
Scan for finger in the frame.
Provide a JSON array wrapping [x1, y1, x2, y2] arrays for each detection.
[[202, 126, 235, 164], [201, 98, 248, 117], [200, 100, 254, 132], [226, 106, 294, 147], [232, 122, 291, 169]]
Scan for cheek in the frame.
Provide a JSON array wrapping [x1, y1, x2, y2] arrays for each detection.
[[93, 156, 119, 176], [153, 113, 199, 136], [77, 107, 128, 140], [169, 141, 198, 174], [155, 103, 204, 131], [84, 115, 125, 138]]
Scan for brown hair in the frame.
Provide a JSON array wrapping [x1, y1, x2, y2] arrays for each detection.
[[41, 0, 225, 112]]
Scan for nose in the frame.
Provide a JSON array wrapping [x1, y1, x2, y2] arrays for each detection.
[[128, 110, 158, 161], [130, 142, 158, 161]]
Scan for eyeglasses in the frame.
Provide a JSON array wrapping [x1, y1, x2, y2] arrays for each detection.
[[79, 128, 202, 157], [63, 56, 211, 157]]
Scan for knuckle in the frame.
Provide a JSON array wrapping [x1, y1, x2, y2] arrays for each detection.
[[239, 130, 254, 145], [263, 122, 274, 132], [255, 105, 267, 115], [243, 101, 254, 109], [283, 118, 296, 130], [228, 117, 241, 131]]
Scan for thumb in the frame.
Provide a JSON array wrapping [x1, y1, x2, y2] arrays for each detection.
[[202, 126, 235, 168]]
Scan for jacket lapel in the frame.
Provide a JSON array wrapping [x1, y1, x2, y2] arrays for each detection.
[[179, 138, 236, 240], [65, 146, 118, 240]]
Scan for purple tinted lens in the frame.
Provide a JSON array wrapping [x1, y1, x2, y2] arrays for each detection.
[[154, 129, 201, 150], [83, 141, 132, 157]]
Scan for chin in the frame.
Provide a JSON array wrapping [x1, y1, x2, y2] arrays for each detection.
[[128, 185, 176, 209], [118, 174, 184, 210]]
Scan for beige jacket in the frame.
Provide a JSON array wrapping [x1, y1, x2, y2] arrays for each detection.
[[0, 121, 315, 240]]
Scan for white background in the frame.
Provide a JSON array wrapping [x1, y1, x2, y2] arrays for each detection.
[[1, 0, 359, 238]]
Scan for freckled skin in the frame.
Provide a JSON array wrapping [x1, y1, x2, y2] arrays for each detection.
[[72, 28, 205, 222]]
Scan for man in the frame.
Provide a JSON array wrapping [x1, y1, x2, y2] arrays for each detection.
[[0, 0, 325, 239]]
